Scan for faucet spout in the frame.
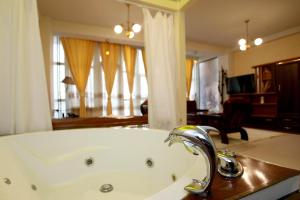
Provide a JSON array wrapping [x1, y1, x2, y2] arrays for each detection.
[[165, 125, 219, 196]]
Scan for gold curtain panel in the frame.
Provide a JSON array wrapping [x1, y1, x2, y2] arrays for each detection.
[[61, 38, 96, 118], [100, 43, 121, 115], [185, 59, 194, 100], [124, 45, 137, 116]]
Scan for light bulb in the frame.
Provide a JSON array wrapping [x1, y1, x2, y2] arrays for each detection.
[[238, 38, 246, 46], [254, 38, 263, 46], [114, 24, 123, 34], [132, 24, 142, 33], [240, 45, 247, 51], [105, 50, 110, 56], [126, 31, 135, 39]]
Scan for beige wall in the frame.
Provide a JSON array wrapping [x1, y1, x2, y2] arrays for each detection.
[[229, 33, 300, 76]]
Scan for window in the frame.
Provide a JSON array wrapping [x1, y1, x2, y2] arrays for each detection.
[[198, 58, 221, 112], [52, 36, 148, 118], [189, 58, 222, 113], [52, 36, 66, 118]]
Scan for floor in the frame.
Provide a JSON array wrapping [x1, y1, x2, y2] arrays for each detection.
[[212, 128, 300, 170]]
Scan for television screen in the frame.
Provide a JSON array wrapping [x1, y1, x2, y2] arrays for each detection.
[[226, 74, 256, 94]]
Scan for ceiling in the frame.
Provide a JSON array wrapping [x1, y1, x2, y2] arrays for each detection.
[[38, 0, 300, 47], [186, 0, 300, 46]]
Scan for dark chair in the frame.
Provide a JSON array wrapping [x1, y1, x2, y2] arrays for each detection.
[[187, 100, 198, 113], [140, 100, 148, 115], [140, 100, 206, 116], [202, 98, 251, 144]]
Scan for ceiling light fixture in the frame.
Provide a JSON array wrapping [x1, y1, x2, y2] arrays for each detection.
[[114, 4, 141, 39], [238, 20, 263, 51]]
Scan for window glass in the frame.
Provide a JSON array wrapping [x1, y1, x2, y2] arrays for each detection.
[[198, 58, 221, 112]]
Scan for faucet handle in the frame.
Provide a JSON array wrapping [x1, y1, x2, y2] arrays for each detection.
[[217, 150, 243, 178]]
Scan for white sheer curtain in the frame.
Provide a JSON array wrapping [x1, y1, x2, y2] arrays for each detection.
[[189, 61, 198, 101], [198, 58, 221, 113], [0, 0, 52, 135], [143, 9, 178, 130]]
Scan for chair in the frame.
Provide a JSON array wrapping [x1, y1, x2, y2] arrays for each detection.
[[140, 100, 148, 115], [202, 98, 251, 144], [140, 100, 206, 116]]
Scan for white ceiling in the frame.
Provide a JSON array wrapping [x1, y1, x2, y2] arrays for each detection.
[[38, 0, 300, 47]]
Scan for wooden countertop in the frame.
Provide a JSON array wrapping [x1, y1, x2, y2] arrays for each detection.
[[184, 155, 300, 200]]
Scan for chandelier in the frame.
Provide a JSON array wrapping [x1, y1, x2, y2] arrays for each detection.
[[238, 20, 263, 51], [114, 4, 141, 39]]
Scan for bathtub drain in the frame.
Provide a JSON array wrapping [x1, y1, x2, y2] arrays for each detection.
[[100, 184, 113, 193]]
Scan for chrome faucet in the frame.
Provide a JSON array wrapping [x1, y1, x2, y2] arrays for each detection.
[[164, 125, 218, 196]]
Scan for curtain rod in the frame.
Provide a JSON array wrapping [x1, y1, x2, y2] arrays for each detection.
[[199, 56, 218, 64], [117, 0, 174, 14]]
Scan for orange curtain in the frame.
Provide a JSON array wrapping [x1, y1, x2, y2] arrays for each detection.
[[141, 48, 148, 78], [124, 45, 137, 116], [186, 58, 194, 100], [61, 38, 96, 117], [100, 43, 120, 115]]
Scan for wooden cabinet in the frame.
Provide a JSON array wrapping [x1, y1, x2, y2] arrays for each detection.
[[231, 93, 278, 118], [251, 93, 278, 118], [231, 57, 300, 132], [275, 62, 300, 115], [275, 61, 300, 131]]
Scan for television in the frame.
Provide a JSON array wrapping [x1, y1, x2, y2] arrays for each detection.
[[226, 74, 256, 94]]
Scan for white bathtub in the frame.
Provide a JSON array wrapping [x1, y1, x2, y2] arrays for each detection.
[[0, 127, 207, 200]]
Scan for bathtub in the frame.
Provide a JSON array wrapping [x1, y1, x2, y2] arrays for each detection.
[[1, 127, 299, 200], [0, 127, 207, 200]]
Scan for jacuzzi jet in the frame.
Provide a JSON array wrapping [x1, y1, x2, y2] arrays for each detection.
[[85, 157, 94, 167], [172, 174, 177, 182], [100, 184, 113, 193], [31, 184, 37, 191], [146, 158, 154, 168], [3, 178, 11, 185]]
